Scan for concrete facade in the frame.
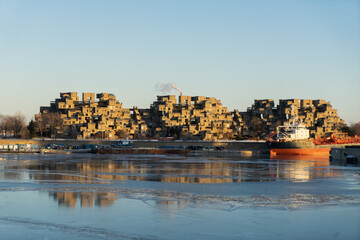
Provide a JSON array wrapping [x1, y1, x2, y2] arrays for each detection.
[[243, 99, 345, 138], [37, 92, 136, 139], [36, 93, 346, 140], [148, 94, 235, 140]]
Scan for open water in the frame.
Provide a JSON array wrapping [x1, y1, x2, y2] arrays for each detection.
[[0, 153, 359, 240]]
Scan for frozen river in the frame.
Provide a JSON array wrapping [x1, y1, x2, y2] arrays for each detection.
[[0, 153, 359, 240]]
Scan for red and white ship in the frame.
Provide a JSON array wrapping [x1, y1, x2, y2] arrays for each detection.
[[267, 120, 360, 156]]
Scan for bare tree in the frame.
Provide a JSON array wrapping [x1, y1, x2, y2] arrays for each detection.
[[249, 117, 266, 139], [20, 127, 30, 139], [13, 112, 26, 138], [35, 112, 66, 139], [115, 130, 128, 139], [0, 114, 4, 137], [35, 114, 48, 139], [0, 115, 15, 137], [0, 113, 27, 138], [69, 125, 79, 140], [35, 114, 47, 139], [350, 122, 360, 136], [47, 112, 63, 139], [92, 131, 109, 139]]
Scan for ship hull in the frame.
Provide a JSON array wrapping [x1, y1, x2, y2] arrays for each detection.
[[270, 147, 330, 156], [268, 141, 360, 156]]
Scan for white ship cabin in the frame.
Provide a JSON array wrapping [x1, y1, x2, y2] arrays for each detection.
[[276, 122, 310, 141]]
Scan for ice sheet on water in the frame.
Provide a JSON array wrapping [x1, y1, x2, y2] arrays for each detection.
[[115, 189, 360, 210], [0, 217, 157, 240], [1, 153, 360, 210], [2, 183, 360, 210]]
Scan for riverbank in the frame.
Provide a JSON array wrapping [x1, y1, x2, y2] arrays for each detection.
[[0, 139, 270, 156], [0, 139, 269, 151]]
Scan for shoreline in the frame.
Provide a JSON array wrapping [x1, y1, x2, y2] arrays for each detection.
[[0, 139, 269, 156], [0, 139, 269, 150]]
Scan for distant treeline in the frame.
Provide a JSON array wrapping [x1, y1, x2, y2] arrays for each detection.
[[0, 113, 35, 139]]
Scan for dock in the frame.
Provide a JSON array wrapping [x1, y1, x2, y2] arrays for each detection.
[[330, 146, 360, 164]]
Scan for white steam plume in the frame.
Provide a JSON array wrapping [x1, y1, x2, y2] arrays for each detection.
[[171, 83, 182, 95], [156, 82, 182, 95]]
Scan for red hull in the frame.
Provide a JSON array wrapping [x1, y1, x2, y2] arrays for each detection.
[[270, 148, 331, 156]]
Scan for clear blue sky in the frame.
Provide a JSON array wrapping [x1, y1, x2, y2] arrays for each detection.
[[0, 0, 359, 124]]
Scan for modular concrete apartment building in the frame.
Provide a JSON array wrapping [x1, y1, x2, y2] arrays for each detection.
[[147, 95, 236, 140], [37, 92, 236, 140], [36, 92, 345, 140], [242, 99, 345, 138], [37, 92, 133, 139]]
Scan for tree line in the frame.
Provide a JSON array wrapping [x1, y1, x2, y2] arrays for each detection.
[[0, 112, 64, 139], [0, 113, 31, 138]]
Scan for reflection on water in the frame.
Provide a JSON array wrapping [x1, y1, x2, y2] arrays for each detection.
[[49, 192, 117, 208], [0, 154, 351, 209], [274, 156, 332, 182], [1, 154, 359, 240], [1, 155, 335, 184]]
